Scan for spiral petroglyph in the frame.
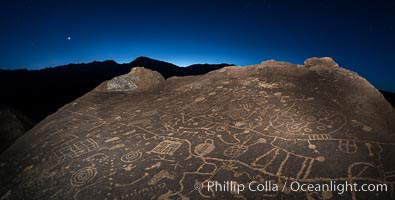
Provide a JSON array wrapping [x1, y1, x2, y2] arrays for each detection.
[[71, 167, 97, 186], [121, 151, 142, 163]]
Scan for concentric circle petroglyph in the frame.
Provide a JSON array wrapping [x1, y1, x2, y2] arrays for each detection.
[[71, 167, 97, 186], [121, 151, 142, 163]]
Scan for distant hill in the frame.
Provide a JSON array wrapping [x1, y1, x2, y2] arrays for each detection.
[[0, 56, 232, 123], [380, 90, 395, 108]]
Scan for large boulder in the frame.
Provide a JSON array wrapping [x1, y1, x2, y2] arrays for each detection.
[[0, 58, 394, 199]]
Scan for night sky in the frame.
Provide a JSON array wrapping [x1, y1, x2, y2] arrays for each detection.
[[1, 0, 394, 91]]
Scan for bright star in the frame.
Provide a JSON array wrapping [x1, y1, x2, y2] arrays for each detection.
[[67, 36, 71, 40]]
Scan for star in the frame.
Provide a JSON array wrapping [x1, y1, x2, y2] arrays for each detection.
[[67, 36, 71, 40]]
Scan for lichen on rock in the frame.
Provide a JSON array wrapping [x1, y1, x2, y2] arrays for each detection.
[[106, 67, 164, 92]]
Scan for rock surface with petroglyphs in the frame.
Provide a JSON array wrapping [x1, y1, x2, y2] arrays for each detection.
[[1, 58, 395, 199]]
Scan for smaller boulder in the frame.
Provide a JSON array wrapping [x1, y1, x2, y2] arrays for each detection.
[[103, 67, 164, 92], [304, 57, 339, 69]]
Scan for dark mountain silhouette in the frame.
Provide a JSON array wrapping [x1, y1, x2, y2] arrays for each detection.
[[128, 56, 180, 78], [381, 90, 395, 108], [0, 57, 232, 123]]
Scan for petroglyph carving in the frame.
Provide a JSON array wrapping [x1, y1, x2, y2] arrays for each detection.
[[194, 139, 215, 156], [228, 109, 249, 120], [338, 140, 358, 154], [270, 102, 346, 135], [121, 151, 142, 163], [150, 140, 182, 155], [148, 170, 175, 185], [114, 183, 167, 199], [83, 153, 109, 163], [52, 138, 99, 163], [71, 167, 97, 186], [224, 144, 249, 158]]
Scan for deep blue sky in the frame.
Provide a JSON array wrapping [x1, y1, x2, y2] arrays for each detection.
[[0, 0, 394, 91]]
